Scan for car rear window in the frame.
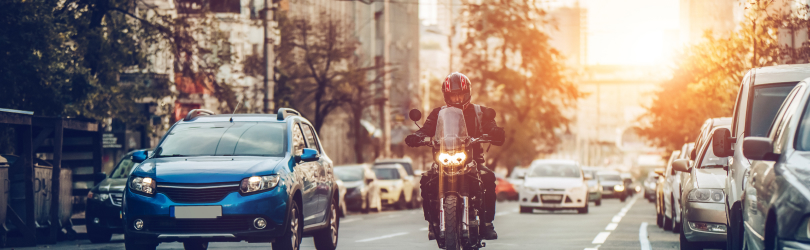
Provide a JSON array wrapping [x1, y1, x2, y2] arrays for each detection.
[[749, 85, 795, 137], [157, 122, 286, 157], [374, 168, 400, 180], [528, 163, 581, 178], [599, 174, 622, 182]]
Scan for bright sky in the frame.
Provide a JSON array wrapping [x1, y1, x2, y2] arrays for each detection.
[[418, 0, 682, 65], [583, 0, 680, 65]]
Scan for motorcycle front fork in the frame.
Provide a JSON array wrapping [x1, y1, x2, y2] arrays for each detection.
[[438, 196, 473, 237]]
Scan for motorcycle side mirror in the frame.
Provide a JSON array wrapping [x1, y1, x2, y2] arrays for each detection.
[[483, 109, 496, 120], [409, 109, 422, 121]]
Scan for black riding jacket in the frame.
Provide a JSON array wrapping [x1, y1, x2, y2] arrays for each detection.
[[413, 104, 503, 163]]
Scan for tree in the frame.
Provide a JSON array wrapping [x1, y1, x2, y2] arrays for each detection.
[[457, 0, 583, 171]]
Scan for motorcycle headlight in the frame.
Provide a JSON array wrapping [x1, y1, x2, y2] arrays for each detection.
[[241, 175, 280, 194], [438, 152, 466, 166], [687, 188, 724, 203], [130, 177, 156, 195], [614, 185, 625, 192]]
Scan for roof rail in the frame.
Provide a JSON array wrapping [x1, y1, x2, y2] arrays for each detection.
[[277, 108, 301, 120], [184, 109, 216, 121]]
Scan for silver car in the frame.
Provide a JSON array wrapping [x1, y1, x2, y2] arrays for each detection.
[[673, 124, 732, 250]]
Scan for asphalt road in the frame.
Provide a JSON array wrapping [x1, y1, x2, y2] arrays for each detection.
[[13, 194, 695, 250]]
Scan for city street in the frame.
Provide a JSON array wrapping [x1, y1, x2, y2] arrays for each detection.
[[13, 195, 694, 250]]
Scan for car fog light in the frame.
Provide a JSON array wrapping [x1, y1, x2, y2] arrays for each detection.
[[134, 219, 144, 230], [254, 218, 267, 229], [688, 222, 726, 232], [93, 217, 100, 224]]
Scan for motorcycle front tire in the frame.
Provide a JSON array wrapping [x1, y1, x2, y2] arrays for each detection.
[[444, 196, 462, 250]]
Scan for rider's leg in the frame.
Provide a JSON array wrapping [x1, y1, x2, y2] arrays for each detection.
[[420, 172, 438, 240], [478, 166, 498, 240]]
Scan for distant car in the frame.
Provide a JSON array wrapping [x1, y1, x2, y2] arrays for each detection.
[[582, 167, 602, 206], [737, 80, 810, 250], [597, 171, 626, 202], [620, 172, 634, 195], [123, 109, 341, 250], [507, 167, 528, 194], [374, 158, 420, 207], [643, 171, 660, 202], [673, 124, 731, 249], [495, 175, 518, 202], [373, 164, 416, 209], [86, 150, 150, 243], [519, 159, 589, 214], [334, 164, 382, 213]]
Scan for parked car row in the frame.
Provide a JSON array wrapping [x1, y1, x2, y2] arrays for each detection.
[[651, 64, 810, 250]]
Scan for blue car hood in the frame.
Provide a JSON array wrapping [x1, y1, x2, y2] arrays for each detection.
[[133, 156, 287, 183]]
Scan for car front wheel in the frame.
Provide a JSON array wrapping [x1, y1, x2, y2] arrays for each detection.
[[314, 196, 340, 250], [87, 225, 112, 243], [273, 200, 303, 250]]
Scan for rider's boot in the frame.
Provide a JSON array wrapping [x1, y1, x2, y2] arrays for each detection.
[[481, 223, 498, 240], [428, 223, 436, 240]]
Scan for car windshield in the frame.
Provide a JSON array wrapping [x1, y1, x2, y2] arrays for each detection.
[[699, 140, 728, 168], [794, 97, 810, 151], [374, 168, 400, 180], [335, 167, 364, 182], [109, 155, 136, 178], [509, 168, 526, 178], [599, 174, 622, 182], [750, 85, 795, 137], [156, 122, 285, 157], [528, 163, 581, 178]]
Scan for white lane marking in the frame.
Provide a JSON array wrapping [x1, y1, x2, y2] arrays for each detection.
[[355, 232, 410, 242], [592, 232, 611, 244], [387, 214, 402, 218], [584, 246, 600, 250], [341, 218, 363, 224], [419, 227, 429, 231], [611, 215, 622, 223], [639, 222, 651, 250], [495, 211, 511, 217], [511, 208, 519, 212], [605, 223, 618, 231]]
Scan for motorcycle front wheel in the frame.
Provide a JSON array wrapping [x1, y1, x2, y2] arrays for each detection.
[[444, 195, 461, 250]]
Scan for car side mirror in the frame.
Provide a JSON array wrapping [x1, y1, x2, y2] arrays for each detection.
[[712, 127, 734, 157], [131, 150, 149, 163], [742, 137, 779, 161], [409, 109, 422, 121], [94, 172, 107, 183], [300, 148, 320, 162], [672, 159, 691, 172]]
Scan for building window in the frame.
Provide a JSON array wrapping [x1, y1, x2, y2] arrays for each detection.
[[210, 0, 240, 13]]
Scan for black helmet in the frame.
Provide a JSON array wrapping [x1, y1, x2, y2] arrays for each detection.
[[442, 72, 471, 108]]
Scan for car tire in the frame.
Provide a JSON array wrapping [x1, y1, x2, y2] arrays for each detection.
[[519, 206, 533, 214], [664, 214, 673, 231], [125, 237, 157, 250], [727, 203, 744, 250], [314, 196, 340, 250], [680, 229, 701, 250], [273, 200, 303, 250], [497, 192, 507, 202], [397, 192, 407, 210], [410, 191, 420, 209], [183, 241, 208, 250], [578, 202, 589, 214], [87, 225, 112, 243], [595, 199, 601, 206], [671, 196, 681, 233], [657, 211, 664, 228], [620, 195, 626, 202]]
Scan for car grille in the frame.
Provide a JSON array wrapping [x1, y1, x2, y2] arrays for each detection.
[[157, 183, 240, 203], [111, 193, 124, 206], [143, 216, 256, 232], [604, 186, 614, 191]]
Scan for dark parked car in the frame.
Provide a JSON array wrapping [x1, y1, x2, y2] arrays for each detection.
[[738, 80, 810, 249], [123, 109, 340, 250], [86, 149, 149, 243], [334, 164, 381, 213], [713, 64, 810, 249], [597, 171, 626, 201]]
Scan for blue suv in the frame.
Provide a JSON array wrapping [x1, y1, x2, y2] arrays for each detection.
[[123, 108, 340, 250]]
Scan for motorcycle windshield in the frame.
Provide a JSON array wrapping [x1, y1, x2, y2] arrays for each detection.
[[434, 107, 469, 153]]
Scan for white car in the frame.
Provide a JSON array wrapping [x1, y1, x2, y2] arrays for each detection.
[[519, 159, 589, 214]]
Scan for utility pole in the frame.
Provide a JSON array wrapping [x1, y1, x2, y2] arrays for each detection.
[[382, 0, 392, 158], [263, 0, 276, 114]]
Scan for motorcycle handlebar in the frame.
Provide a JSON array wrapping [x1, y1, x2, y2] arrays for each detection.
[[416, 135, 492, 147]]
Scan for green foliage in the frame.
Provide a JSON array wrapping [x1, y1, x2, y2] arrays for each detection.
[[458, 0, 582, 170]]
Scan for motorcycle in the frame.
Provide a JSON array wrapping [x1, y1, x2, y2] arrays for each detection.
[[408, 106, 496, 250]]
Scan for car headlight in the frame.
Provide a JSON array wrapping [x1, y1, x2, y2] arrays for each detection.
[[635, 186, 642, 192], [614, 185, 625, 192], [438, 152, 466, 166], [687, 188, 724, 203], [571, 186, 584, 193], [240, 175, 280, 194], [130, 177, 156, 195], [524, 186, 537, 192]]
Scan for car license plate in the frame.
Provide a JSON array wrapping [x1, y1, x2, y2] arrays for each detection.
[[541, 194, 562, 201], [171, 206, 222, 219]]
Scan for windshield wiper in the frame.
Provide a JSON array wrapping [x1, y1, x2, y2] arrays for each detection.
[[700, 164, 727, 169]]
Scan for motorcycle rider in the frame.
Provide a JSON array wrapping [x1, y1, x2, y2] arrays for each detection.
[[405, 72, 505, 240]]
